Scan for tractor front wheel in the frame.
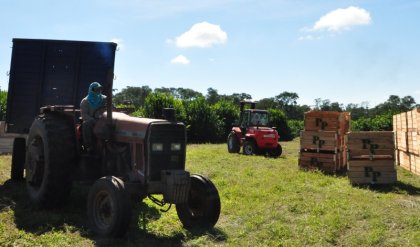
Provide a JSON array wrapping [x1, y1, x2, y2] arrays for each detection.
[[87, 176, 131, 237], [227, 132, 240, 153], [176, 174, 220, 229], [243, 141, 257, 155], [268, 144, 282, 157]]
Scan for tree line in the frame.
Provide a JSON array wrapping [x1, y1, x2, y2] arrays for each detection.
[[0, 86, 418, 143], [113, 86, 419, 142]]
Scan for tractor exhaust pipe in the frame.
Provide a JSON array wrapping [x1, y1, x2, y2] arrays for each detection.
[[106, 68, 113, 123], [162, 108, 176, 122]]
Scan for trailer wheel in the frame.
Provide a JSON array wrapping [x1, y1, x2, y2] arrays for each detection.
[[87, 176, 131, 237], [11, 138, 26, 180], [227, 132, 240, 153], [176, 174, 220, 229], [268, 144, 282, 157], [25, 113, 76, 208], [243, 141, 256, 155]]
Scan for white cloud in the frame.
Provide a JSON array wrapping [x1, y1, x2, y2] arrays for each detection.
[[171, 55, 190, 65], [298, 35, 323, 41], [310, 6, 371, 32], [415, 90, 420, 95], [110, 38, 124, 50], [175, 22, 227, 48]]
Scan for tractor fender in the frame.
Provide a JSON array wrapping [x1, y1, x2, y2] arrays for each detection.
[[231, 127, 242, 135], [245, 133, 256, 139]]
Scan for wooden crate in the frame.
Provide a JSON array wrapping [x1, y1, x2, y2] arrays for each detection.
[[407, 132, 419, 155], [411, 154, 420, 175], [407, 108, 419, 131], [347, 159, 396, 184], [394, 114, 402, 131], [401, 112, 408, 132], [298, 151, 344, 173], [398, 150, 411, 171], [395, 131, 408, 152], [304, 111, 350, 133], [417, 108, 420, 132], [392, 115, 397, 132], [300, 130, 343, 153], [346, 131, 394, 159]]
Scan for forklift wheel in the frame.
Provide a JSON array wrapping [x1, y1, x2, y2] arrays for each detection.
[[176, 174, 220, 229], [268, 144, 282, 157], [243, 141, 256, 155], [87, 176, 131, 237], [227, 132, 240, 153]]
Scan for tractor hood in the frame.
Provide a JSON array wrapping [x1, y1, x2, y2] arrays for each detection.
[[94, 112, 169, 143], [247, 126, 277, 133], [245, 126, 279, 140]]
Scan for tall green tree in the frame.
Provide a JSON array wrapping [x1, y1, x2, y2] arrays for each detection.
[[257, 97, 277, 110], [314, 98, 343, 112], [373, 95, 416, 115], [114, 86, 152, 108], [206, 88, 220, 105], [274, 91, 310, 120]]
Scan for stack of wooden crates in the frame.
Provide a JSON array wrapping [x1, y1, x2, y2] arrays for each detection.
[[346, 131, 397, 184], [299, 111, 350, 173], [393, 109, 419, 175]]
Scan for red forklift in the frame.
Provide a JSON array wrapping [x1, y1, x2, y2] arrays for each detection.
[[227, 101, 282, 157]]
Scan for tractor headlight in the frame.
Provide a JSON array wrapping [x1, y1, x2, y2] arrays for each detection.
[[152, 143, 163, 151], [171, 143, 181, 151]]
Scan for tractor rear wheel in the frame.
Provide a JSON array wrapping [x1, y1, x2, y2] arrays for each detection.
[[87, 176, 131, 237], [268, 144, 282, 157], [227, 132, 240, 153], [243, 141, 257, 155], [25, 113, 76, 208], [176, 174, 220, 229], [11, 138, 26, 181]]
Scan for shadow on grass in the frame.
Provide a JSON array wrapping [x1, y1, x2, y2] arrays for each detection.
[[353, 181, 420, 195], [0, 179, 227, 246]]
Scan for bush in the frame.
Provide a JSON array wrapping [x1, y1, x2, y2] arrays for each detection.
[[0, 90, 7, 121], [184, 97, 223, 143], [212, 100, 239, 142], [288, 120, 303, 139], [352, 112, 393, 131], [142, 92, 186, 122], [268, 108, 293, 141]]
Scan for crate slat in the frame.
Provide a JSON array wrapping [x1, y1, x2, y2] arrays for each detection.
[[298, 151, 344, 173], [300, 130, 341, 152], [348, 159, 395, 169], [348, 171, 397, 185], [304, 111, 350, 133]]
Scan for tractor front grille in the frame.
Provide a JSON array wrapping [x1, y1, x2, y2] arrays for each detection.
[[147, 123, 186, 181]]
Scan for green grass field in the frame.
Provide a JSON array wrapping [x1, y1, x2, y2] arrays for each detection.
[[1, 139, 419, 246]]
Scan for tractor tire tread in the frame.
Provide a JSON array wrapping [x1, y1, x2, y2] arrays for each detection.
[[27, 113, 76, 208]]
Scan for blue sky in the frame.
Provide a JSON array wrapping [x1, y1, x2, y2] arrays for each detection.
[[1, 0, 419, 107]]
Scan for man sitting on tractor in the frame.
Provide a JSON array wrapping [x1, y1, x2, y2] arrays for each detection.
[[80, 82, 106, 152]]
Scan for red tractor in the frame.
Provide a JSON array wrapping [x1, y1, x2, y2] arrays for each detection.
[[7, 38, 220, 237], [227, 101, 282, 157]]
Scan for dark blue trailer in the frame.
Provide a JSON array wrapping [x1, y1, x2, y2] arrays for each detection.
[[5, 38, 117, 134]]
